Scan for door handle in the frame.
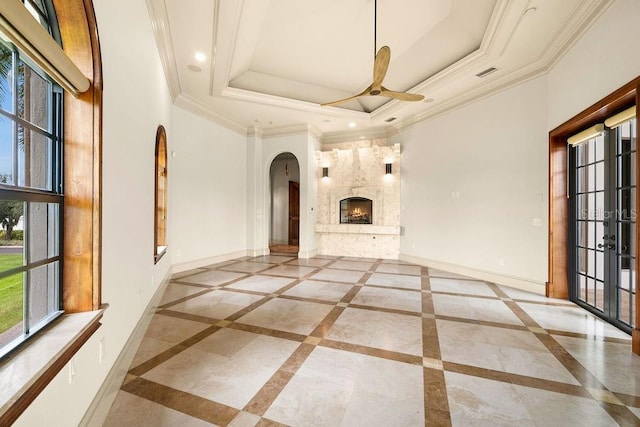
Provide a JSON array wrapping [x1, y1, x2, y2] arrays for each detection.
[[597, 243, 615, 249]]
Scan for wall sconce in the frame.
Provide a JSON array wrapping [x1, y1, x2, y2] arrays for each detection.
[[385, 163, 392, 175], [322, 167, 329, 178]]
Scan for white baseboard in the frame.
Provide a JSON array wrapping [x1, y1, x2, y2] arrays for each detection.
[[399, 254, 546, 295], [79, 271, 173, 426], [297, 249, 317, 259], [245, 248, 269, 258], [172, 250, 249, 273]]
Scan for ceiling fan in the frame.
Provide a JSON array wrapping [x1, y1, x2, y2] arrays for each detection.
[[321, 0, 425, 107]]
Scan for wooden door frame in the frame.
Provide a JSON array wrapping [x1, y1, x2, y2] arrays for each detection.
[[548, 76, 640, 354]]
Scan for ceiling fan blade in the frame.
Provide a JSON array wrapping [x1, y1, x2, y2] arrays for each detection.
[[372, 46, 390, 89], [380, 87, 425, 102], [321, 85, 371, 107]]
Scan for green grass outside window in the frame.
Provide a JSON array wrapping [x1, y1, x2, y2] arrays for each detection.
[[0, 254, 24, 334]]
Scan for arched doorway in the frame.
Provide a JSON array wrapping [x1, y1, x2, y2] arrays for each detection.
[[269, 153, 300, 254]]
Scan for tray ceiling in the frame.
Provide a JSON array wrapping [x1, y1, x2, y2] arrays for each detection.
[[146, 0, 612, 139]]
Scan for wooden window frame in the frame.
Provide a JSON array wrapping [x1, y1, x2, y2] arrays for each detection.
[[154, 125, 167, 263], [548, 76, 640, 354], [0, 0, 102, 423]]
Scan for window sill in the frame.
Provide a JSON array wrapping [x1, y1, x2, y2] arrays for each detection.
[[154, 246, 167, 264], [0, 308, 105, 425]]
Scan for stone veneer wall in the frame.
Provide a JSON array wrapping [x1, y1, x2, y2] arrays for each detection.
[[316, 140, 401, 259]]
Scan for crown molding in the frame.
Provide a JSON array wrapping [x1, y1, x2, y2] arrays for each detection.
[[257, 123, 320, 140], [145, 0, 180, 99], [247, 126, 263, 139], [209, 0, 245, 96], [174, 94, 246, 136], [221, 87, 369, 119], [539, 0, 614, 71], [370, 1, 515, 121], [391, 0, 613, 134], [207, 0, 221, 96], [320, 126, 397, 145]]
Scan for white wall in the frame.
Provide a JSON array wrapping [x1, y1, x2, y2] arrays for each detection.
[[400, 76, 549, 292], [548, 0, 640, 129], [270, 156, 300, 245], [169, 106, 247, 269], [400, 0, 640, 293], [15, 0, 174, 425]]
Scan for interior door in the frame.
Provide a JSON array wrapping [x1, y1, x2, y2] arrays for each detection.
[[288, 181, 300, 246], [570, 118, 637, 332]]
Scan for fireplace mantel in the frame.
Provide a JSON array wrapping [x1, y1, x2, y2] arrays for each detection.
[[315, 224, 400, 235]]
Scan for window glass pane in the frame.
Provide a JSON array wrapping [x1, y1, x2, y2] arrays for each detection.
[[0, 116, 14, 185], [0, 271, 24, 346], [0, 43, 14, 115], [17, 125, 53, 191], [28, 261, 58, 328], [22, 0, 52, 34], [26, 201, 58, 263], [0, 199, 25, 254], [18, 61, 51, 130]]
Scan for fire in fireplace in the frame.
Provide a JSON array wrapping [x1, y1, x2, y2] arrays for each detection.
[[340, 197, 372, 224]]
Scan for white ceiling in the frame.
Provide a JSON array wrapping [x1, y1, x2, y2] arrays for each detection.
[[146, 0, 612, 140]]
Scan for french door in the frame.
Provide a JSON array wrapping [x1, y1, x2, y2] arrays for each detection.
[[569, 118, 637, 333]]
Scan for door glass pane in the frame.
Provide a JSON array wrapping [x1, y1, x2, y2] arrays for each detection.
[[594, 279, 604, 312], [587, 164, 596, 192], [596, 162, 605, 191], [595, 250, 604, 281]]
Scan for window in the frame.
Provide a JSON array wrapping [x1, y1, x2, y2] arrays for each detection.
[[0, 0, 102, 420], [0, 2, 63, 358], [154, 125, 167, 262]]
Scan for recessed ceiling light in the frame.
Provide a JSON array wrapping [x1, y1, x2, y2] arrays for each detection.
[[187, 64, 202, 72], [194, 52, 206, 62], [348, 122, 357, 128]]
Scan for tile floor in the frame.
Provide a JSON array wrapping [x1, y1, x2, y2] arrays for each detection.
[[103, 255, 640, 426]]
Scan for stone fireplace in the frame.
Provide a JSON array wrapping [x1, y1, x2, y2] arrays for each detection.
[[315, 141, 401, 259]]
